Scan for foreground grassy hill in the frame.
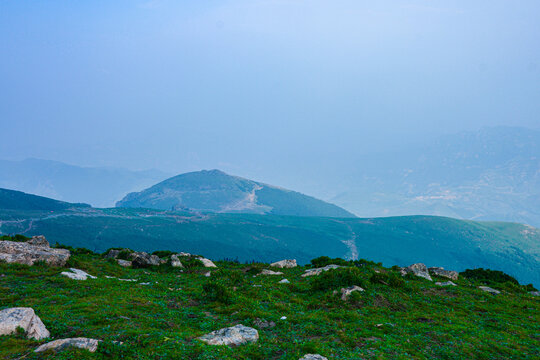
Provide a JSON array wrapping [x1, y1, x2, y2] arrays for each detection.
[[116, 170, 355, 218], [0, 242, 538, 359], [0, 206, 538, 287]]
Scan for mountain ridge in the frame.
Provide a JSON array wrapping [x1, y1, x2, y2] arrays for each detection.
[[116, 169, 356, 218]]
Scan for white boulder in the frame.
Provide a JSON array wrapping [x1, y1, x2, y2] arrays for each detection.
[[270, 259, 297, 268], [35, 337, 100, 353], [198, 324, 258, 346], [0, 307, 50, 340]]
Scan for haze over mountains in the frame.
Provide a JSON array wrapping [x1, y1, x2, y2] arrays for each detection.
[[0, 158, 169, 208], [1, 127, 538, 225]]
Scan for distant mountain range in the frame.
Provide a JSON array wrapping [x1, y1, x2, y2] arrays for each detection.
[[0, 188, 538, 286], [116, 169, 355, 218], [330, 127, 540, 227], [0, 158, 169, 208]]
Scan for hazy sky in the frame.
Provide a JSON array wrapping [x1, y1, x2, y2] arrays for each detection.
[[1, 1, 539, 185]]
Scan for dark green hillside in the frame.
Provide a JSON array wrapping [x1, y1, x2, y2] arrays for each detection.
[[116, 170, 355, 218], [0, 249, 538, 359], [1, 207, 538, 286], [0, 188, 90, 211]]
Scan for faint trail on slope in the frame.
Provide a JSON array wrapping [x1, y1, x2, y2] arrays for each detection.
[[332, 220, 359, 261]]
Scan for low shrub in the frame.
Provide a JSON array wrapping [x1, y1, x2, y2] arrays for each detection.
[[311, 267, 365, 292], [369, 272, 406, 288], [461, 268, 519, 285], [152, 250, 175, 258], [310, 256, 350, 268], [202, 281, 233, 304]]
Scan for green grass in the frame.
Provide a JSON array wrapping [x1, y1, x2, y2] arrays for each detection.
[[0, 249, 538, 359]]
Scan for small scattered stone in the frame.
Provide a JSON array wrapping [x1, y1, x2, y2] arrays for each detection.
[[530, 291, 540, 296], [117, 259, 132, 267], [435, 281, 457, 287], [254, 318, 276, 329], [35, 337, 100, 353], [299, 355, 328, 360], [204, 271, 211, 277], [340, 285, 365, 300], [280, 316, 287, 320], [479, 286, 501, 295], [270, 259, 297, 268], [260, 269, 284, 276], [0, 307, 50, 340], [301, 264, 341, 277], [61, 268, 97, 281], [198, 324, 258, 346], [279, 279, 290, 284]]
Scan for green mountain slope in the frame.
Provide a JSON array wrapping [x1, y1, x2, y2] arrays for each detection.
[[116, 169, 355, 218], [0, 188, 90, 211], [1, 206, 538, 286]]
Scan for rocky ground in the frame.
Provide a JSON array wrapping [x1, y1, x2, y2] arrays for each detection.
[[0, 235, 538, 359]]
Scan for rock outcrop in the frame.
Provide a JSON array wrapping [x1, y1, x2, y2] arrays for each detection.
[[270, 259, 297, 268], [429, 267, 459, 281], [301, 264, 341, 277], [435, 281, 457, 287], [299, 355, 328, 360], [35, 337, 100, 353], [198, 324, 259, 346], [402, 263, 432, 281], [0, 238, 70, 267], [0, 307, 50, 340], [340, 285, 364, 300], [61, 268, 97, 280], [130, 252, 161, 268]]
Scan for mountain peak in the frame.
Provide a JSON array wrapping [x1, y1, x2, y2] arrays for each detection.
[[117, 170, 355, 218]]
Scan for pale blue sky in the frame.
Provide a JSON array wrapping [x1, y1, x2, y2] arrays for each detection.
[[1, 1, 539, 187]]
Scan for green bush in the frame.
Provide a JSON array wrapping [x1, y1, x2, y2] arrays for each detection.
[[182, 257, 204, 269], [310, 256, 350, 268], [116, 250, 133, 261], [152, 250, 175, 258], [202, 281, 233, 304], [54, 243, 95, 255], [461, 268, 519, 285], [369, 272, 406, 288], [311, 267, 365, 292]]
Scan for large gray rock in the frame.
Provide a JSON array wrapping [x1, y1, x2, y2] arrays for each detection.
[[130, 252, 161, 268], [0, 240, 70, 267], [197, 257, 217, 268], [198, 324, 258, 346], [61, 268, 97, 280], [340, 285, 364, 300], [299, 355, 328, 360], [0, 307, 50, 340], [26, 235, 49, 247], [301, 264, 341, 277], [270, 259, 297, 268], [35, 337, 100, 353], [117, 259, 132, 267], [402, 263, 432, 281], [429, 267, 459, 281]]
